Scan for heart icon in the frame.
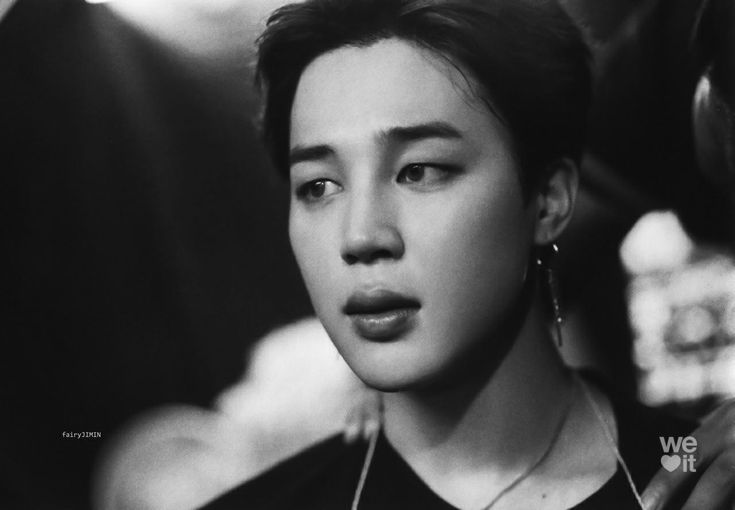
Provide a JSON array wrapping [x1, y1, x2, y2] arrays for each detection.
[[660, 455, 681, 472]]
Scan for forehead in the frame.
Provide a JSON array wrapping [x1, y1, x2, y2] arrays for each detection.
[[289, 38, 502, 149]]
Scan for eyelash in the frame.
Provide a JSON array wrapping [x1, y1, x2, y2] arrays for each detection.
[[396, 163, 459, 185], [294, 163, 460, 202], [294, 179, 341, 202]]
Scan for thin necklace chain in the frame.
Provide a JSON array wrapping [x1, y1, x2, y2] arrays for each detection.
[[351, 374, 645, 510], [351, 383, 575, 510], [573, 373, 645, 509], [351, 424, 378, 510], [480, 385, 574, 510]]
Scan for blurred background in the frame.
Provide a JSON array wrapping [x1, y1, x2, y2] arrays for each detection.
[[2, 0, 734, 508]]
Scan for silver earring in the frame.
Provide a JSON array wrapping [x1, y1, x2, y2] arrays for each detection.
[[536, 243, 564, 347]]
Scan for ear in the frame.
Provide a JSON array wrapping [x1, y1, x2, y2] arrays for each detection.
[[532, 158, 579, 245]]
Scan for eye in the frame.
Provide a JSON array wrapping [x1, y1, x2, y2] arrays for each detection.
[[396, 163, 458, 186], [295, 179, 341, 202]]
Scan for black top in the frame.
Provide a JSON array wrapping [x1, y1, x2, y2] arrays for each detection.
[[200, 376, 695, 509]]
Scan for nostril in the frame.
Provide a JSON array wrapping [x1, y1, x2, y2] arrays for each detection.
[[343, 253, 359, 265], [368, 249, 394, 263], [342, 248, 395, 265]]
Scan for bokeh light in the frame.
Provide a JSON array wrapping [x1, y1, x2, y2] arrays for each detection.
[[622, 211, 735, 406]]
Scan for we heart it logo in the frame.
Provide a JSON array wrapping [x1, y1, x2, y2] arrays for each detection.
[[660, 454, 681, 472], [659, 436, 696, 473]]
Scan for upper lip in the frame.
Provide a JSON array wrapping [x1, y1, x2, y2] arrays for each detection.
[[343, 289, 420, 315]]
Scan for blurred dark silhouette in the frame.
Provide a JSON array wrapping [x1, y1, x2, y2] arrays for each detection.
[[585, 0, 734, 245], [558, 0, 735, 399], [2, 0, 310, 508], [692, 0, 735, 199]]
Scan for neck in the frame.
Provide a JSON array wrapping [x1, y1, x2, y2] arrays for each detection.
[[382, 300, 573, 488]]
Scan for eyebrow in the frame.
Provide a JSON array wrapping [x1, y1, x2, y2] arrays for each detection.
[[378, 121, 464, 145], [288, 121, 464, 167], [289, 144, 334, 167]]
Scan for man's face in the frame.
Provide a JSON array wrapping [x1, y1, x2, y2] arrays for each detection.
[[288, 38, 537, 391]]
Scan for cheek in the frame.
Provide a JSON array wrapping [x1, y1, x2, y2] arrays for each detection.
[[289, 210, 341, 312], [412, 180, 531, 271], [290, 213, 322, 282], [408, 182, 533, 329]]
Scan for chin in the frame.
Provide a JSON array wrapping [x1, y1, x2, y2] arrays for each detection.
[[353, 372, 425, 393], [344, 350, 456, 393], [351, 339, 509, 395], [354, 370, 418, 393], [326, 323, 483, 392]]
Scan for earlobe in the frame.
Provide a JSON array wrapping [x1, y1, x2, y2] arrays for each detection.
[[533, 158, 579, 245]]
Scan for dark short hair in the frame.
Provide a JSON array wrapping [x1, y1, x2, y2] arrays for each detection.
[[255, 0, 591, 191]]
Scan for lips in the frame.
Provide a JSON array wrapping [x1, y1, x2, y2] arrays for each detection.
[[343, 289, 420, 341]]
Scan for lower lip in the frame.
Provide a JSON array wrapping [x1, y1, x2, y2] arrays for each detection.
[[348, 308, 419, 341]]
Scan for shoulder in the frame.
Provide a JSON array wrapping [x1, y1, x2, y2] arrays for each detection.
[[93, 405, 254, 510], [198, 434, 368, 510]]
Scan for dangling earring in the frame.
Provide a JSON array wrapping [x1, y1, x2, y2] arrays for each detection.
[[536, 243, 564, 347]]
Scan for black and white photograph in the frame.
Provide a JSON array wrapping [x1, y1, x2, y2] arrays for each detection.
[[3, 0, 735, 508]]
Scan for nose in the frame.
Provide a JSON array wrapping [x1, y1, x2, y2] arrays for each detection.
[[340, 190, 404, 265]]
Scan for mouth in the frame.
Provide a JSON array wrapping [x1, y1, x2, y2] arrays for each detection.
[[343, 289, 421, 341]]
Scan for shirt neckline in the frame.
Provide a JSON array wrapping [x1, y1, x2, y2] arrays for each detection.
[[363, 373, 638, 509]]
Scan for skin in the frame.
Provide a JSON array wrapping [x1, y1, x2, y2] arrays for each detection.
[[288, 37, 619, 509], [289, 38, 536, 393]]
